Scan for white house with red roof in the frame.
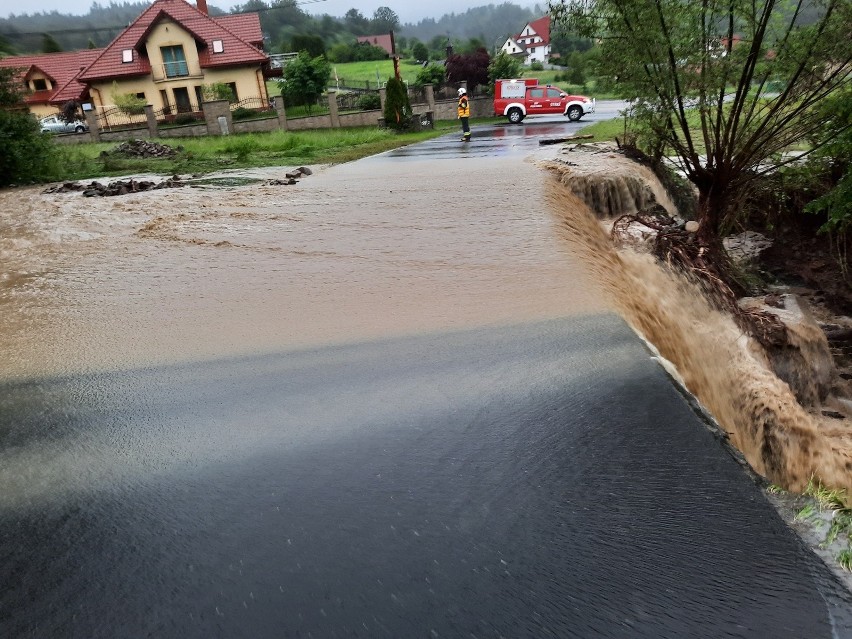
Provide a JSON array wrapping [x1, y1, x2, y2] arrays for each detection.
[[0, 0, 270, 119], [500, 15, 552, 66]]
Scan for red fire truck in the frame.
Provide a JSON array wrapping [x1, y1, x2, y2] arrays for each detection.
[[493, 78, 595, 124]]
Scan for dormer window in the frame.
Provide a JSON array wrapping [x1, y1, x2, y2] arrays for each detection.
[[32, 78, 48, 91], [122, 49, 133, 63], [212, 39, 223, 53]]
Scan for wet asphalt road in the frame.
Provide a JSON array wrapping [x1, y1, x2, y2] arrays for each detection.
[[3, 106, 852, 637], [378, 100, 629, 160], [2, 317, 851, 638]]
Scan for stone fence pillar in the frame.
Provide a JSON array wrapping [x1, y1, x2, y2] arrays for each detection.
[[83, 107, 100, 143], [202, 99, 232, 136], [327, 90, 340, 128], [144, 104, 158, 138], [379, 88, 387, 113], [425, 84, 436, 114], [273, 95, 288, 130]]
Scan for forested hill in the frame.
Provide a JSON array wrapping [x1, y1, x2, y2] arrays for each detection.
[[400, 3, 541, 45], [0, 1, 542, 56]]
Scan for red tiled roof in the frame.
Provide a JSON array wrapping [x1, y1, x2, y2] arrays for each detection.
[[24, 89, 54, 103], [0, 49, 102, 104], [357, 34, 394, 56], [79, 0, 267, 82], [216, 14, 263, 47], [514, 15, 551, 47]]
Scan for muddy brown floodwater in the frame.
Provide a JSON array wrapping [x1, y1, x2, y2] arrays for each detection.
[[0, 157, 610, 380], [543, 150, 852, 497]]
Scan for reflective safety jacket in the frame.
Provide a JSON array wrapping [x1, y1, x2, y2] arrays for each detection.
[[457, 95, 470, 118]]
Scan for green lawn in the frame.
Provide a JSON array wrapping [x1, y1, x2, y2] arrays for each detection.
[[47, 122, 460, 183], [267, 59, 425, 98], [266, 59, 621, 100]]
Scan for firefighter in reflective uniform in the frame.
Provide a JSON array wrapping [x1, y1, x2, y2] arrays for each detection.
[[457, 87, 471, 142]]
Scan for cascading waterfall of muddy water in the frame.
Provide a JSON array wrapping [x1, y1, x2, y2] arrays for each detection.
[[542, 152, 852, 493]]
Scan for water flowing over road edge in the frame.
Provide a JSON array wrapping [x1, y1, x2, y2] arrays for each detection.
[[538, 146, 852, 590]]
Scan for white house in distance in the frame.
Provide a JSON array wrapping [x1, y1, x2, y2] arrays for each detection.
[[499, 15, 552, 66]]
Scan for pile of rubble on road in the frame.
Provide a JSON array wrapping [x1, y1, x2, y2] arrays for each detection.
[[100, 139, 181, 158], [43, 176, 185, 197], [267, 166, 312, 186], [42, 166, 314, 196]]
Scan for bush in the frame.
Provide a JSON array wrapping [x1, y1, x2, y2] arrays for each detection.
[[174, 113, 199, 125], [202, 82, 235, 102], [0, 110, 60, 186], [111, 82, 146, 115], [356, 93, 381, 110], [231, 107, 255, 120], [529, 61, 544, 71], [414, 64, 445, 87], [488, 51, 522, 86], [383, 76, 411, 131]]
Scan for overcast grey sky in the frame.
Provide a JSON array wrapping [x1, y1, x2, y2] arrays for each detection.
[[0, 0, 484, 25]]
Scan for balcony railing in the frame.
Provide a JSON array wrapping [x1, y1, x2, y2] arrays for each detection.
[[151, 60, 201, 82]]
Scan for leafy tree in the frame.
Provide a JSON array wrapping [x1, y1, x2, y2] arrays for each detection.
[[327, 42, 388, 63], [41, 33, 62, 53], [0, 67, 58, 187], [411, 41, 429, 62], [291, 34, 325, 58], [549, 30, 593, 57], [0, 34, 16, 55], [428, 35, 450, 59], [445, 47, 490, 91], [383, 75, 411, 130], [552, 0, 852, 254], [371, 7, 400, 35], [565, 51, 586, 87], [344, 8, 370, 36], [278, 51, 330, 112], [459, 37, 486, 55], [488, 51, 523, 84], [60, 100, 82, 123], [803, 85, 852, 235], [414, 63, 446, 87]]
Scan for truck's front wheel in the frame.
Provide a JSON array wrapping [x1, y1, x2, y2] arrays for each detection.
[[507, 108, 524, 124], [566, 105, 583, 121]]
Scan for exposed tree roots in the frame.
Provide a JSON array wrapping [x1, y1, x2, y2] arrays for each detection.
[[611, 212, 789, 350]]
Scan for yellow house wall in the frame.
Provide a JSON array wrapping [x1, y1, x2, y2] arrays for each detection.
[[29, 103, 60, 118], [145, 19, 201, 81]]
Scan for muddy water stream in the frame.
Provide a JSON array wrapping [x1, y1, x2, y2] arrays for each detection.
[[0, 158, 609, 379], [543, 150, 852, 495]]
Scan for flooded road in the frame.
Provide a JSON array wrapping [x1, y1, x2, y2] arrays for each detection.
[[2, 118, 851, 637], [0, 153, 607, 378]]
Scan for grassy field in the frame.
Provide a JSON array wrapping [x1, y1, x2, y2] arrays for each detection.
[[266, 59, 424, 97], [46, 123, 459, 183], [577, 117, 631, 142], [266, 60, 619, 100]]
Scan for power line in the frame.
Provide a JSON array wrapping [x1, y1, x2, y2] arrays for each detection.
[[0, 0, 330, 38]]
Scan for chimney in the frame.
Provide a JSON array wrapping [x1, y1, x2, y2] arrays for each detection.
[[196, 0, 208, 15]]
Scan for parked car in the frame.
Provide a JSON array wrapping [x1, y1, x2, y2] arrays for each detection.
[[40, 115, 88, 134], [493, 78, 595, 123]]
